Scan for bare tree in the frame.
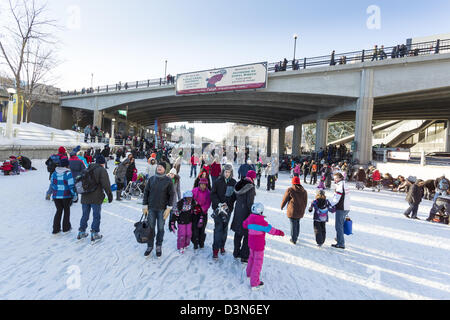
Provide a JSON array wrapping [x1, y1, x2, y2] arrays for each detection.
[[0, 0, 58, 124], [72, 108, 85, 127]]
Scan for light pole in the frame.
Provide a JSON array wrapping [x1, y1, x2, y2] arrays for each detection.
[[164, 60, 168, 83], [6, 88, 16, 139], [293, 34, 298, 64], [91, 73, 94, 90]]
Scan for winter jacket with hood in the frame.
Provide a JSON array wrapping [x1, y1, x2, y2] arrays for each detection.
[[80, 164, 113, 205], [192, 186, 212, 214], [51, 167, 76, 199], [114, 159, 130, 184], [69, 155, 86, 180], [280, 184, 308, 219], [308, 198, 336, 222], [243, 214, 283, 251], [210, 167, 237, 212], [231, 178, 256, 234], [406, 182, 424, 205], [238, 163, 256, 180], [193, 169, 212, 190]]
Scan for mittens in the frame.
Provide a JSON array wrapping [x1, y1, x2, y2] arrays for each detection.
[[278, 230, 285, 237], [169, 221, 177, 233]]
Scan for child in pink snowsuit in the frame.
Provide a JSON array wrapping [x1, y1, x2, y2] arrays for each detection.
[[169, 191, 201, 253], [191, 178, 212, 249], [243, 203, 284, 289]]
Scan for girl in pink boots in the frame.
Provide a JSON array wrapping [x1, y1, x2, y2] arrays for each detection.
[[169, 191, 202, 254], [243, 203, 285, 290]]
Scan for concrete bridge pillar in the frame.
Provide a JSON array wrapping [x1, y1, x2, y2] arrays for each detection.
[[292, 122, 302, 157], [267, 127, 272, 157], [279, 126, 286, 156], [315, 118, 328, 153], [93, 110, 103, 129], [445, 119, 450, 153], [354, 69, 374, 164]]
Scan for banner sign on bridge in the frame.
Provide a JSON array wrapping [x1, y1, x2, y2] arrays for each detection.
[[176, 62, 267, 95]]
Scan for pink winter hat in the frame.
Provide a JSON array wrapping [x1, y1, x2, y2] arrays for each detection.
[[199, 178, 208, 185], [246, 170, 257, 180]]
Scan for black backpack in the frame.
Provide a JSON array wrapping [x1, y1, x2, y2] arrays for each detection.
[[75, 165, 98, 194], [134, 214, 154, 244]]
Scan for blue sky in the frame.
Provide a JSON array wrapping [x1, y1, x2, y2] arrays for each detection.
[[38, 0, 450, 90]]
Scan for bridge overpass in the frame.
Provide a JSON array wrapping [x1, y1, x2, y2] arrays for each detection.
[[60, 47, 450, 164]]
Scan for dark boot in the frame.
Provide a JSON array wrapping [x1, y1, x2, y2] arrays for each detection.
[[116, 191, 122, 201]]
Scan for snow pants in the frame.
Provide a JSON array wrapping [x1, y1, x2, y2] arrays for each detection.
[[314, 221, 326, 246], [233, 232, 249, 260], [177, 223, 192, 250], [246, 249, 265, 287], [191, 214, 207, 248]]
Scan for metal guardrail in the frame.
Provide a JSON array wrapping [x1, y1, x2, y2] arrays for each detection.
[[61, 38, 450, 97]]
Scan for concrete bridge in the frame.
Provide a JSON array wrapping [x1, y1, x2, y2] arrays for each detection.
[[60, 52, 450, 164]]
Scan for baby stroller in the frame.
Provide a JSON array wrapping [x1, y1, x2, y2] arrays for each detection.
[[122, 174, 146, 200]]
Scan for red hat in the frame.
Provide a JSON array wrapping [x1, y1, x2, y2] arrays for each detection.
[[58, 146, 66, 154], [246, 170, 257, 180], [199, 178, 208, 185], [292, 177, 301, 185]]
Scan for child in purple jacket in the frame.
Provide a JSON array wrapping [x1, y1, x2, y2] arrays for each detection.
[[243, 203, 284, 290]]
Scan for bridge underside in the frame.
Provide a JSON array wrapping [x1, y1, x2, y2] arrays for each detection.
[[106, 92, 356, 127], [330, 86, 450, 122]]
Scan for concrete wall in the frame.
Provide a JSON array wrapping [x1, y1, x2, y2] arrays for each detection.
[[0, 145, 92, 161]]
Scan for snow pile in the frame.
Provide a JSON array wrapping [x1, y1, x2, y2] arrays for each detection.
[[0, 122, 102, 148], [0, 159, 449, 300]]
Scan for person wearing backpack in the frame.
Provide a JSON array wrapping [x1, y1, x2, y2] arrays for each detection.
[[45, 147, 68, 200], [426, 177, 450, 222], [77, 155, 113, 242], [280, 176, 308, 245], [50, 158, 77, 234], [308, 190, 336, 246]]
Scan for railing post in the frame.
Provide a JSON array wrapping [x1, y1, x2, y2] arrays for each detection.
[[362, 50, 365, 62], [50, 132, 54, 141], [97, 86, 100, 93], [147, 80, 150, 87], [106, 85, 109, 92], [303, 58, 306, 69], [136, 81, 138, 89], [116, 84, 118, 91]]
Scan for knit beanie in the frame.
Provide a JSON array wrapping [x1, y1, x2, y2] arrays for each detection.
[[292, 177, 301, 185]]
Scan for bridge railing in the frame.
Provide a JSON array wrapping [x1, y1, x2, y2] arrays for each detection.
[[62, 38, 450, 97]]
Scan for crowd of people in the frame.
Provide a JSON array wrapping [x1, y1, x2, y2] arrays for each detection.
[[36, 141, 450, 290]]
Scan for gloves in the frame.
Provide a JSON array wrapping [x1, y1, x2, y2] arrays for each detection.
[[277, 230, 285, 237], [108, 194, 113, 203], [142, 206, 149, 216], [197, 215, 204, 228], [308, 207, 313, 213], [163, 207, 172, 220]]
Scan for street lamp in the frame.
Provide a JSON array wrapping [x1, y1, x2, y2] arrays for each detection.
[[293, 34, 298, 63], [6, 88, 16, 138]]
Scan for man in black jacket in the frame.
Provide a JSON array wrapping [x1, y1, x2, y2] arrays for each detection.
[[210, 164, 237, 260], [142, 161, 174, 257]]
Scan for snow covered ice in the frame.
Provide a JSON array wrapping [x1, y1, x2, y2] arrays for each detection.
[[0, 158, 449, 300]]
